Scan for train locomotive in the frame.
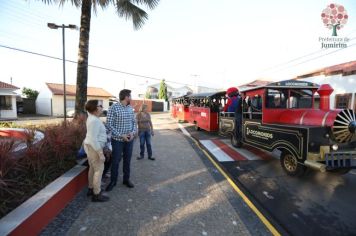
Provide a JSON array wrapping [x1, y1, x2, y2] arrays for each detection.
[[175, 80, 356, 176]]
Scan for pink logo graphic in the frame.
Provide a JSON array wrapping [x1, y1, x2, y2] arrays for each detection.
[[321, 3, 348, 36]]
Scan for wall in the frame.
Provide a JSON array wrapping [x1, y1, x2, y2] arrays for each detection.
[[23, 98, 36, 114], [36, 85, 52, 116], [299, 74, 356, 109], [0, 96, 17, 119], [52, 95, 110, 116], [129, 99, 168, 112], [130, 100, 153, 112]]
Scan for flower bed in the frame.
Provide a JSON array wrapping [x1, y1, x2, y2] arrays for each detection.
[[0, 118, 86, 218]]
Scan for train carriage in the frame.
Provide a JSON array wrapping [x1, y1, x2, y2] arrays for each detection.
[[187, 92, 226, 131], [171, 95, 190, 122], [219, 80, 356, 176]]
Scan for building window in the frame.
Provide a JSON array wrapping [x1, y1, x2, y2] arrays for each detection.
[[0, 96, 12, 110], [335, 93, 352, 109]]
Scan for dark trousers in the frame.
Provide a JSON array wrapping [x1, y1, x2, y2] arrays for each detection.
[[110, 139, 133, 183], [235, 114, 242, 141], [102, 157, 112, 178], [139, 130, 152, 158]]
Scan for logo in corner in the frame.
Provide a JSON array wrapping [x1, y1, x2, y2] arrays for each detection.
[[321, 3, 348, 37]]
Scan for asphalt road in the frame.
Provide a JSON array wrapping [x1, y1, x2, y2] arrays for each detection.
[[184, 125, 356, 236]]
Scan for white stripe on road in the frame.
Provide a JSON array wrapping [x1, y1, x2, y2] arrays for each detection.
[[200, 140, 234, 162], [178, 123, 191, 137], [220, 139, 261, 161]]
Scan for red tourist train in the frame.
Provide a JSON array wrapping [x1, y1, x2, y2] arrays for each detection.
[[171, 95, 190, 122], [173, 80, 356, 176]]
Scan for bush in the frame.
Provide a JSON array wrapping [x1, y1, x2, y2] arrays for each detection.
[[0, 120, 86, 218]]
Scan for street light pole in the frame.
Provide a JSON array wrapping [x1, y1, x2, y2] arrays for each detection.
[[47, 23, 77, 123], [62, 25, 67, 123]]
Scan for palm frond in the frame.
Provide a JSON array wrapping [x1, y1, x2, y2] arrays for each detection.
[[115, 0, 148, 30], [93, 0, 113, 15], [39, 0, 82, 8], [130, 0, 159, 10]]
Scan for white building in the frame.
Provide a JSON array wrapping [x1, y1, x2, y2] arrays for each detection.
[[0, 81, 19, 120], [36, 83, 114, 116], [141, 82, 220, 99], [294, 60, 356, 110], [142, 83, 194, 99]]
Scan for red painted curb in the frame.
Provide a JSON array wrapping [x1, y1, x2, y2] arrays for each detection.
[[211, 139, 247, 161], [8, 167, 88, 236]]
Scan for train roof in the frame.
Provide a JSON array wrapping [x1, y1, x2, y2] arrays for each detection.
[[240, 80, 320, 93], [172, 95, 188, 100], [187, 91, 226, 99]]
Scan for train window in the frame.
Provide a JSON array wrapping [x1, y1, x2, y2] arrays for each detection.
[[244, 95, 262, 120], [266, 89, 287, 108], [251, 95, 262, 111], [288, 89, 313, 108]]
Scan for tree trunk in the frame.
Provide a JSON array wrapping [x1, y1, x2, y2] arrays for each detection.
[[75, 0, 92, 117], [332, 24, 338, 37]]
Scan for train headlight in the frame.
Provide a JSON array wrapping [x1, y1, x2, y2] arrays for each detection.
[[325, 133, 330, 139], [331, 144, 339, 151]]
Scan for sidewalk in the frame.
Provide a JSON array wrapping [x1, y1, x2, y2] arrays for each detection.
[[41, 114, 270, 236]]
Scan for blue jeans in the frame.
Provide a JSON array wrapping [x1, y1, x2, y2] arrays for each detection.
[[139, 131, 152, 158], [110, 139, 133, 183]]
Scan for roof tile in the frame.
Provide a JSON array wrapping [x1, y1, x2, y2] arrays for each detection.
[[46, 83, 113, 97]]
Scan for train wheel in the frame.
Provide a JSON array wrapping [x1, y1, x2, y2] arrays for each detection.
[[231, 134, 242, 148], [280, 152, 306, 176]]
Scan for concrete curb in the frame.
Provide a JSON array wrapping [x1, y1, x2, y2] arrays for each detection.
[[0, 164, 88, 236]]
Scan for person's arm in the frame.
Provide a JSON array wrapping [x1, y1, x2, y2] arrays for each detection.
[[132, 109, 137, 135], [149, 113, 154, 136], [106, 105, 119, 137], [223, 98, 232, 112], [88, 119, 105, 160]]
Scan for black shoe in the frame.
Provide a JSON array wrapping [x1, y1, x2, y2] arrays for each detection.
[[87, 188, 94, 197], [105, 182, 116, 192], [148, 157, 155, 160], [123, 180, 134, 188], [92, 192, 109, 202], [137, 156, 144, 160]]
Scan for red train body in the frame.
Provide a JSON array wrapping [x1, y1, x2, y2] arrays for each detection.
[[171, 96, 190, 122], [186, 92, 226, 132], [188, 106, 219, 131]]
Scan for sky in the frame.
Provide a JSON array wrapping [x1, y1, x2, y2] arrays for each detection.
[[0, 0, 355, 97]]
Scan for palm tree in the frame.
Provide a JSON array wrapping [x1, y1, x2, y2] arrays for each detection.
[[42, 0, 159, 116]]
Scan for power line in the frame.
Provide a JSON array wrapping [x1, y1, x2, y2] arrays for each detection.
[[0, 43, 201, 87]]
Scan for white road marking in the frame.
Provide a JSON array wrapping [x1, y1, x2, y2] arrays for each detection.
[[263, 191, 274, 200], [200, 140, 234, 162], [178, 123, 191, 137]]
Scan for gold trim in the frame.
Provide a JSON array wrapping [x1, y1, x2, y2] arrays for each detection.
[[244, 121, 303, 157]]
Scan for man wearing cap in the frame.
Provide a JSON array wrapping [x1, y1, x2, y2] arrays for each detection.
[[224, 87, 243, 144]]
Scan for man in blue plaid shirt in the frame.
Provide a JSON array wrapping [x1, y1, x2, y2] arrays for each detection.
[[106, 89, 137, 191]]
